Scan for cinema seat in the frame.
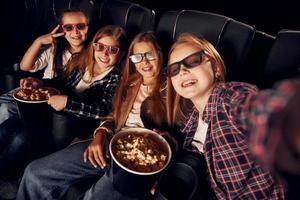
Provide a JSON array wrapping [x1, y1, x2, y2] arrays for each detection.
[[156, 10, 255, 82], [98, 0, 155, 41], [242, 30, 275, 87], [263, 29, 300, 88]]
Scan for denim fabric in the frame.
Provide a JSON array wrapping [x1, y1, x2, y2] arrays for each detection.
[[16, 140, 105, 200], [0, 88, 19, 124], [0, 128, 30, 178], [0, 117, 22, 153], [83, 169, 150, 200]]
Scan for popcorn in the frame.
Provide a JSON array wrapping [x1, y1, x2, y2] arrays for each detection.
[[15, 88, 58, 101], [112, 133, 168, 173]]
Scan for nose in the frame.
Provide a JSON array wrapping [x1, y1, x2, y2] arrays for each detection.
[[179, 63, 189, 75], [73, 26, 80, 34], [103, 48, 109, 56], [141, 55, 149, 63]]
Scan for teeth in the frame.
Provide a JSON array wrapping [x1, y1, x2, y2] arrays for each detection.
[[181, 79, 197, 87], [98, 57, 109, 63], [142, 66, 151, 71], [72, 36, 81, 40]]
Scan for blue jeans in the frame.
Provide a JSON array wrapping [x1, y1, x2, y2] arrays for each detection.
[[0, 127, 30, 178], [0, 116, 22, 153], [17, 140, 151, 200], [16, 140, 104, 200], [0, 88, 19, 124], [83, 169, 149, 200]]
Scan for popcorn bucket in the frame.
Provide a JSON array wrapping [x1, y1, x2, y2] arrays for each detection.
[[109, 127, 172, 198]]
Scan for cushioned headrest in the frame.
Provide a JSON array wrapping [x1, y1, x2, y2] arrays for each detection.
[[156, 10, 255, 81], [264, 30, 300, 87]]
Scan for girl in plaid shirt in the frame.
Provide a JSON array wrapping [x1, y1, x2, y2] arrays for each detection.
[[165, 33, 286, 199]]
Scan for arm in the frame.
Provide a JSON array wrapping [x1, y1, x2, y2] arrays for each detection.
[[249, 79, 300, 171], [224, 82, 259, 134], [84, 128, 110, 168], [83, 107, 116, 168], [20, 25, 64, 71]]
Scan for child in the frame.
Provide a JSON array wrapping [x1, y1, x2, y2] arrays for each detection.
[[0, 8, 89, 124], [164, 33, 286, 199]]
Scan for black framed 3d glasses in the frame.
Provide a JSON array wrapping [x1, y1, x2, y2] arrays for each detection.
[[167, 50, 206, 77]]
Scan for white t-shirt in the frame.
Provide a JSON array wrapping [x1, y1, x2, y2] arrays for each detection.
[[125, 84, 152, 128], [30, 46, 72, 79], [192, 114, 208, 153], [75, 67, 114, 93]]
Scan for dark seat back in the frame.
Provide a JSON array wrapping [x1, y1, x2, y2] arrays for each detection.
[[98, 0, 155, 41], [69, 0, 104, 40], [156, 10, 255, 81], [263, 30, 300, 88], [242, 30, 275, 87]]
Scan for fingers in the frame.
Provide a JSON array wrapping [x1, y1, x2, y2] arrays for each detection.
[[20, 78, 34, 89], [52, 32, 65, 38], [105, 143, 110, 158], [20, 78, 25, 88], [50, 25, 64, 40], [84, 144, 107, 169], [93, 147, 106, 168], [51, 25, 60, 34]]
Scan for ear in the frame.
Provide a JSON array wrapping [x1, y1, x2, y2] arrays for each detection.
[[213, 65, 221, 81]]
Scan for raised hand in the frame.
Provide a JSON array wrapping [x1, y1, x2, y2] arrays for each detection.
[[37, 25, 65, 45]]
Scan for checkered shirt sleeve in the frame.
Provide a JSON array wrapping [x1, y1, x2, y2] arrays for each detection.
[[64, 67, 120, 119]]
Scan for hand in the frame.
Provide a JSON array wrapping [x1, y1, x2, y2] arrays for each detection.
[[37, 25, 65, 45], [47, 95, 67, 111], [20, 77, 43, 90], [153, 128, 179, 152], [84, 130, 110, 168]]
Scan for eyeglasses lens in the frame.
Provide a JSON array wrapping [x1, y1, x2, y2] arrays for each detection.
[[129, 52, 156, 64], [93, 43, 119, 55], [167, 51, 204, 77], [62, 23, 87, 32]]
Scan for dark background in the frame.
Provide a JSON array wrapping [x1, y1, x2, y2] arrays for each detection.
[[1, 0, 299, 82], [130, 0, 300, 36]]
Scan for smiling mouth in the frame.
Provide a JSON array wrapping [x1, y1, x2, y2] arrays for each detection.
[[142, 66, 152, 72], [98, 57, 109, 63], [181, 79, 197, 88], [71, 35, 82, 40]]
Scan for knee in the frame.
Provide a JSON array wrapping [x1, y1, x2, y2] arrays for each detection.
[[23, 159, 44, 182]]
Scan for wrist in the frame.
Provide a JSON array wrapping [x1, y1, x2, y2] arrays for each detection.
[[93, 127, 113, 138]]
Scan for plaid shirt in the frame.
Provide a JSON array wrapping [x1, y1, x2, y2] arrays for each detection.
[[47, 66, 121, 119], [182, 82, 285, 200]]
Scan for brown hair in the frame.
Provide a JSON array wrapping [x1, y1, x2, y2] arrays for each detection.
[[53, 8, 90, 77], [112, 32, 166, 129], [65, 25, 127, 82], [166, 33, 226, 126]]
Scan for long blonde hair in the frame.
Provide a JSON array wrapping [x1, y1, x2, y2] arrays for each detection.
[[66, 25, 127, 82], [112, 32, 165, 128], [166, 33, 226, 126]]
